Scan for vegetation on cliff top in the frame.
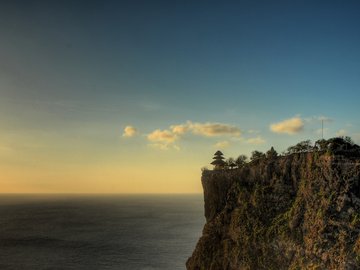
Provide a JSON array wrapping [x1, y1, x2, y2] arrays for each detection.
[[206, 137, 360, 171], [188, 137, 360, 270]]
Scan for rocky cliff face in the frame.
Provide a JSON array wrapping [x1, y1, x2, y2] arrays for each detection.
[[187, 152, 360, 270]]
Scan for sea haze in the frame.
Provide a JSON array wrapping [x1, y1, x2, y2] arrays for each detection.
[[0, 194, 204, 270]]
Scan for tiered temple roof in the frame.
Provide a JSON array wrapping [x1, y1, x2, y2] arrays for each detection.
[[211, 150, 226, 169]]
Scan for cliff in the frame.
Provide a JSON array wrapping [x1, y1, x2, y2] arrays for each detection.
[[187, 149, 360, 269]]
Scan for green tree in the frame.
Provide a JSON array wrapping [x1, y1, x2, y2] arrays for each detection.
[[343, 136, 354, 145], [201, 166, 209, 172], [235, 155, 248, 167], [250, 150, 265, 161], [287, 140, 312, 154], [226, 157, 237, 169], [266, 147, 278, 159], [315, 139, 327, 151], [226, 157, 235, 165]]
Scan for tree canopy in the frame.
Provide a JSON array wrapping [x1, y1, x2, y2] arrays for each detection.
[[287, 140, 312, 154], [250, 150, 266, 161], [266, 147, 278, 159], [236, 155, 248, 167]]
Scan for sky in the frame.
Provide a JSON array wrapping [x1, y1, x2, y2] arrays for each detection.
[[1, 0, 360, 193]]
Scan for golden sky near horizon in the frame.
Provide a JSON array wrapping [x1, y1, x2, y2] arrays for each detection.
[[1, 1, 360, 193]]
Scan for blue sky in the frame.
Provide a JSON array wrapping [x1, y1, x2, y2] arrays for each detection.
[[1, 1, 360, 192]]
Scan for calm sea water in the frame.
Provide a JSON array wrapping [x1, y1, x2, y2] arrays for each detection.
[[0, 194, 204, 270]]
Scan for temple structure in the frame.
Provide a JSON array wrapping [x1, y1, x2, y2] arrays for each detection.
[[211, 150, 226, 170]]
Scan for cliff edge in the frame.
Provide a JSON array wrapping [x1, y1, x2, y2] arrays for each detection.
[[187, 147, 360, 269]]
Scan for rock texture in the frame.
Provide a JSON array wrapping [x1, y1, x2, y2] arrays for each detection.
[[187, 151, 360, 270]]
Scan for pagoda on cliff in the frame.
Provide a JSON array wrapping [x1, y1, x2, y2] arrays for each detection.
[[211, 150, 226, 170]]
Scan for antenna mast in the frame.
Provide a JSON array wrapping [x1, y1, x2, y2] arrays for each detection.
[[321, 119, 324, 139]]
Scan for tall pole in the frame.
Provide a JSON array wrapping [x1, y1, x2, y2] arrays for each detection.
[[322, 119, 324, 139]]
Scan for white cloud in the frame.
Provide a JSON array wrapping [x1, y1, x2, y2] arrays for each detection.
[[171, 123, 190, 135], [270, 117, 304, 135], [190, 122, 241, 137], [147, 129, 178, 143], [214, 140, 230, 148], [171, 121, 241, 137], [122, 125, 138, 137], [246, 136, 265, 145], [147, 121, 242, 150], [147, 129, 179, 150]]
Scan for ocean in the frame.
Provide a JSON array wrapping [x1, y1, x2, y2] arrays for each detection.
[[0, 194, 204, 270]]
